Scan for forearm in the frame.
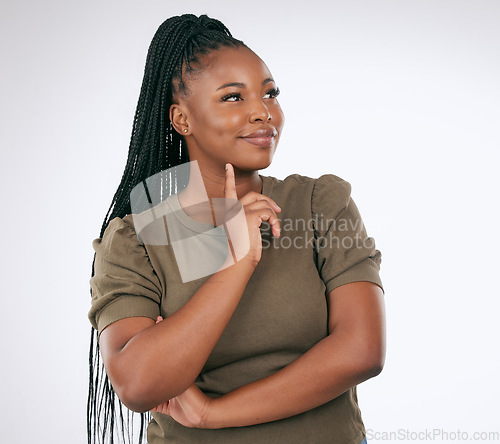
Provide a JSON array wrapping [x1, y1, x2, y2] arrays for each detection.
[[104, 259, 256, 411], [205, 330, 383, 428]]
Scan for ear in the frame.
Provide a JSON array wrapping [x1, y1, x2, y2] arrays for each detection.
[[169, 103, 190, 136]]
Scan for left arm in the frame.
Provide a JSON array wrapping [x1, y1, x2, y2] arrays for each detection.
[[157, 281, 385, 429]]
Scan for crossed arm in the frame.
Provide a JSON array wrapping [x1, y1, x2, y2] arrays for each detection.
[[99, 278, 385, 428], [201, 281, 385, 428]]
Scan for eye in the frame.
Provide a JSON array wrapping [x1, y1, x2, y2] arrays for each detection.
[[263, 87, 280, 99], [221, 92, 242, 102]]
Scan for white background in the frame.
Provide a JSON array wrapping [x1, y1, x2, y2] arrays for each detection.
[[1, 0, 499, 442]]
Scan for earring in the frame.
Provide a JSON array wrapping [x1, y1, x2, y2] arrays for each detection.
[[183, 128, 188, 133]]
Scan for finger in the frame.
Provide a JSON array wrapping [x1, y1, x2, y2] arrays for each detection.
[[245, 201, 281, 234], [224, 163, 238, 201], [244, 199, 279, 212], [248, 207, 281, 238], [151, 399, 168, 414], [240, 192, 281, 213]]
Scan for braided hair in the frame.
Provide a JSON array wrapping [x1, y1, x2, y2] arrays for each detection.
[[88, 14, 246, 444]]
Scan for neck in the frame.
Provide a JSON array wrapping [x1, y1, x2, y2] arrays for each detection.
[[179, 162, 263, 205], [204, 167, 262, 199]]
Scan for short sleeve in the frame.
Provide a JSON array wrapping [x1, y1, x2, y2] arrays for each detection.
[[88, 216, 162, 335], [312, 174, 384, 295]]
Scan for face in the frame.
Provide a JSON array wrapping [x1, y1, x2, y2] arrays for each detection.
[[170, 45, 285, 173]]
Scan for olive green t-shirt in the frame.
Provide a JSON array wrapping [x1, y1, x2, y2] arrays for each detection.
[[89, 173, 384, 444]]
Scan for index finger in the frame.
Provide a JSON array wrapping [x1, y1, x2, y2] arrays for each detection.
[[224, 163, 238, 200]]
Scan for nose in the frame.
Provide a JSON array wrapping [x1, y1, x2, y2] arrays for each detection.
[[249, 99, 271, 123]]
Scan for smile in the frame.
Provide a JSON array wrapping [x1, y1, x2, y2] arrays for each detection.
[[239, 128, 277, 147], [240, 136, 276, 147]]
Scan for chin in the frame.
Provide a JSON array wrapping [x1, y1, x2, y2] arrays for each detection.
[[235, 155, 274, 172], [240, 146, 278, 171]]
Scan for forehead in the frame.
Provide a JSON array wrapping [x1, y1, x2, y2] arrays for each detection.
[[191, 46, 273, 89]]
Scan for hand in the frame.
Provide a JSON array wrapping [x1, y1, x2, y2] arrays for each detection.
[[223, 163, 281, 266], [151, 317, 213, 428], [151, 383, 212, 428]]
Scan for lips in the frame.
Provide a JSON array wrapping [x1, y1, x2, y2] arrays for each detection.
[[240, 128, 277, 147], [241, 128, 277, 138]]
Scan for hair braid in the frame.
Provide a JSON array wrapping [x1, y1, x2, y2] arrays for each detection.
[[88, 14, 245, 444]]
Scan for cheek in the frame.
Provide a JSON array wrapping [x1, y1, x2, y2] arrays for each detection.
[[210, 110, 246, 135], [272, 104, 285, 131]]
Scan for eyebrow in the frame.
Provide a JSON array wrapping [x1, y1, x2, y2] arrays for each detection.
[[216, 77, 274, 91]]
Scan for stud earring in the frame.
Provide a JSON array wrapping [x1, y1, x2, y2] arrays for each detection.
[[183, 128, 188, 133]]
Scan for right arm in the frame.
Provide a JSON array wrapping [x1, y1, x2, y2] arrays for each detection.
[[99, 259, 256, 413], [98, 164, 281, 412]]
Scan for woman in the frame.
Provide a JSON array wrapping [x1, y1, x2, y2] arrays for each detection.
[[88, 13, 385, 444]]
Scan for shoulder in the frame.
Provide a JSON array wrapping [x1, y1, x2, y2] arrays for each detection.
[[262, 173, 353, 216], [263, 172, 351, 192], [93, 215, 144, 260]]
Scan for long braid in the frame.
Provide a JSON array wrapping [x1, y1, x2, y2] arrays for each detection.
[[88, 14, 246, 444]]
